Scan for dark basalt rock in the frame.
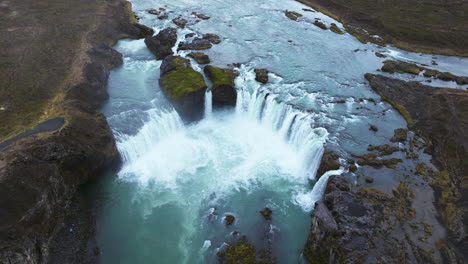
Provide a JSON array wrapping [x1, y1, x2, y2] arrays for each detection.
[[259, 207, 273, 220], [188, 52, 210, 64], [304, 175, 442, 264], [369, 124, 378, 132], [313, 19, 327, 30], [172, 16, 188, 28], [382, 60, 468, 85], [204, 65, 238, 107], [225, 215, 235, 226], [317, 151, 340, 178], [144, 27, 177, 60], [192, 12, 210, 20], [391, 128, 408, 142], [365, 74, 468, 261], [159, 56, 207, 122], [178, 33, 221, 50], [330, 23, 344, 34], [284, 10, 302, 21], [254, 68, 269, 84], [367, 144, 399, 156]]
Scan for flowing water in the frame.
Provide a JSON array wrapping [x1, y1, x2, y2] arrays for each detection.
[[93, 0, 468, 263]]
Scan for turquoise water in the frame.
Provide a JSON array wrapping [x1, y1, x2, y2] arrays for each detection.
[[93, 0, 468, 263]]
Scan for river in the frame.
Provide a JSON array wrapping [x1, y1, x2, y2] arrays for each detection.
[[90, 0, 468, 263]]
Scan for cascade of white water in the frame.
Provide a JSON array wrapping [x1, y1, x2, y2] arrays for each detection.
[[235, 67, 328, 180], [204, 89, 212, 119], [117, 108, 184, 164]]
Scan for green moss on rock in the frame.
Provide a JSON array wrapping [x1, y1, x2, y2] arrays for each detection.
[[204, 66, 237, 89], [330, 23, 344, 34], [160, 56, 207, 100], [284, 11, 303, 21]]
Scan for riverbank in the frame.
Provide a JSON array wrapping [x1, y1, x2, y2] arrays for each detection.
[[0, 0, 152, 262], [296, 0, 468, 56]]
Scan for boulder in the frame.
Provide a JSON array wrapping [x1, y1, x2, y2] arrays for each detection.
[[172, 16, 188, 28], [330, 23, 344, 34], [159, 56, 207, 122], [192, 12, 210, 20], [144, 28, 177, 60], [204, 65, 238, 107], [303, 175, 438, 264], [313, 19, 327, 30], [254, 68, 269, 84], [188, 52, 210, 64], [259, 207, 273, 220], [225, 215, 235, 226], [178, 33, 221, 51], [317, 151, 340, 178], [284, 10, 302, 21]]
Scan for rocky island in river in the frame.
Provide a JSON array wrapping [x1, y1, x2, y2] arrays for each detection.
[[0, 0, 467, 263]]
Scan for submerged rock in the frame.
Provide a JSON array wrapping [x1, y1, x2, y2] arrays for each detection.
[[254, 68, 269, 84], [204, 65, 238, 107], [159, 56, 207, 122], [284, 10, 302, 21], [225, 215, 235, 226], [192, 12, 210, 20], [172, 16, 188, 28], [144, 27, 177, 60], [188, 52, 210, 64], [259, 207, 273, 220], [369, 124, 378, 132], [178, 33, 221, 50]]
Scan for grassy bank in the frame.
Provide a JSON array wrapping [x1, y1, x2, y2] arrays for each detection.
[[296, 0, 468, 57]]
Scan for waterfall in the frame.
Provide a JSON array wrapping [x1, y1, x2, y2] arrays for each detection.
[[204, 89, 212, 119], [117, 108, 184, 164], [236, 83, 328, 180]]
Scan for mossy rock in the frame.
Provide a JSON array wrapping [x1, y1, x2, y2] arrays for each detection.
[[381, 60, 422, 75], [284, 10, 303, 21], [160, 56, 207, 100], [330, 23, 344, 34], [313, 20, 327, 30], [375, 52, 387, 58], [391, 128, 408, 142], [188, 52, 210, 64], [367, 144, 399, 156], [204, 65, 238, 106]]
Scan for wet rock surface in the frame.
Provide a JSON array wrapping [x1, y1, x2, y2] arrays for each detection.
[[254, 68, 269, 84], [159, 56, 207, 122], [204, 65, 238, 107], [381, 60, 468, 85], [316, 151, 340, 177], [365, 73, 468, 262], [144, 27, 177, 60], [284, 10, 303, 21], [259, 207, 273, 221], [188, 52, 210, 64], [304, 175, 442, 264], [0, 0, 150, 262], [178, 33, 221, 50], [172, 16, 188, 28]]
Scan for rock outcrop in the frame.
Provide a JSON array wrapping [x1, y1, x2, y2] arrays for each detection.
[[160, 56, 207, 122], [204, 66, 238, 107], [144, 27, 177, 60], [188, 52, 210, 64], [178, 33, 221, 50], [254, 68, 269, 84], [0, 0, 152, 262], [365, 73, 468, 262], [381, 60, 468, 85], [304, 175, 442, 263]]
